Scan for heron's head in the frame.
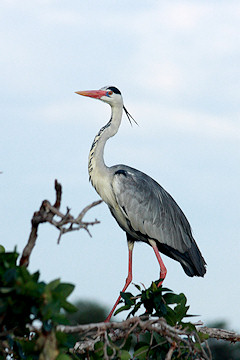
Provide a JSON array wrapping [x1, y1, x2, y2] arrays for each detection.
[[75, 86, 123, 107], [76, 86, 137, 125]]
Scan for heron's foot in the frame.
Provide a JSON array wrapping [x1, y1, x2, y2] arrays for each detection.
[[157, 272, 167, 287]]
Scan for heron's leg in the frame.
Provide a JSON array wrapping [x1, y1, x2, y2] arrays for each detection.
[[149, 239, 167, 287], [105, 241, 134, 322]]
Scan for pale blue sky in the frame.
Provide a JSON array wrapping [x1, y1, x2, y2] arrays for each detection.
[[1, 0, 240, 329]]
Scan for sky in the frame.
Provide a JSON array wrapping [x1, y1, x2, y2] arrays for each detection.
[[1, 0, 240, 330]]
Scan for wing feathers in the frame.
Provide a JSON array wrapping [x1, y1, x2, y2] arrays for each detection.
[[112, 166, 206, 277], [113, 167, 191, 251]]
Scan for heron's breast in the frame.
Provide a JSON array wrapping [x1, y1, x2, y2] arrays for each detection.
[[91, 172, 115, 205], [90, 169, 130, 230]]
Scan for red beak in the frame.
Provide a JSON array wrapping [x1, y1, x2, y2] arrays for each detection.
[[75, 90, 107, 99]]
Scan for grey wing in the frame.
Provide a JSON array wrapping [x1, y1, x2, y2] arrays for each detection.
[[112, 167, 192, 253]]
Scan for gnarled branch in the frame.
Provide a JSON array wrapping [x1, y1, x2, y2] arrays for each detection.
[[198, 326, 240, 342], [19, 180, 102, 267], [57, 317, 211, 359], [57, 317, 240, 359]]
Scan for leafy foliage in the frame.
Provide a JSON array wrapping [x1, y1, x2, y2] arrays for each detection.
[[0, 245, 209, 359], [0, 246, 76, 359], [110, 281, 205, 359], [2, 244, 237, 359], [69, 281, 209, 359], [116, 280, 192, 326]]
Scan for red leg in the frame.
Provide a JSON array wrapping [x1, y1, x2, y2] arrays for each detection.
[[105, 242, 133, 322], [149, 239, 167, 287]]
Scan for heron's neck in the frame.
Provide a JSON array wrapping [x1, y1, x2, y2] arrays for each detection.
[[88, 104, 123, 191]]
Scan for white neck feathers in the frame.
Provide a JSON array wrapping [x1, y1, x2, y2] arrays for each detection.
[[88, 105, 123, 197]]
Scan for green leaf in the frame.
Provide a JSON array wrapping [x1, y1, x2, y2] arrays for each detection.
[[120, 292, 135, 305], [41, 301, 61, 319], [114, 304, 131, 315], [145, 288, 151, 300], [107, 346, 114, 356], [46, 278, 61, 291], [151, 281, 158, 292], [163, 292, 183, 305], [120, 350, 131, 360], [197, 331, 209, 341], [133, 283, 141, 291], [129, 301, 142, 317], [56, 354, 72, 360], [94, 341, 104, 357], [153, 331, 166, 345], [153, 304, 167, 318], [180, 322, 197, 334], [174, 302, 189, 322], [121, 335, 132, 352], [56, 331, 76, 349], [139, 332, 152, 344], [61, 300, 78, 313], [178, 292, 187, 305], [133, 345, 149, 359], [55, 283, 75, 298], [32, 271, 40, 282], [160, 287, 173, 292], [3, 268, 17, 283], [0, 251, 18, 270], [24, 280, 41, 296], [165, 306, 177, 326], [0, 245, 5, 253]]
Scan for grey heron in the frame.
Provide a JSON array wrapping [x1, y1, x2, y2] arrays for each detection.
[[76, 86, 206, 322]]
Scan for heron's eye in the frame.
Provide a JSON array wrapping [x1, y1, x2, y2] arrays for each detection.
[[107, 90, 113, 96]]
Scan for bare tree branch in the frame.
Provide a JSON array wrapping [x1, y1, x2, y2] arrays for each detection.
[[165, 342, 177, 360], [19, 180, 102, 267], [57, 317, 212, 359], [198, 326, 240, 342], [57, 317, 240, 358]]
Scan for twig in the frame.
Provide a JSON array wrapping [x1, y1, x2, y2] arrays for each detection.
[[19, 180, 102, 267], [76, 201, 102, 222], [198, 326, 240, 342], [44, 199, 102, 244], [165, 342, 177, 360]]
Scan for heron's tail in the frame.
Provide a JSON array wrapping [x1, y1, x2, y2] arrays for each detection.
[[178, 243, 207, 277], [157, 241, 207, 277]]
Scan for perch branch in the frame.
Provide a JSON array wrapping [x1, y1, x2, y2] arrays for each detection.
[[57, 317, 240, 358], [57, 317, 211, 359]]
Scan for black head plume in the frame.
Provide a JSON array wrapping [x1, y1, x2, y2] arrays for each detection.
[[123, 105, 138, 126], [108, 86, 121, 95]]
